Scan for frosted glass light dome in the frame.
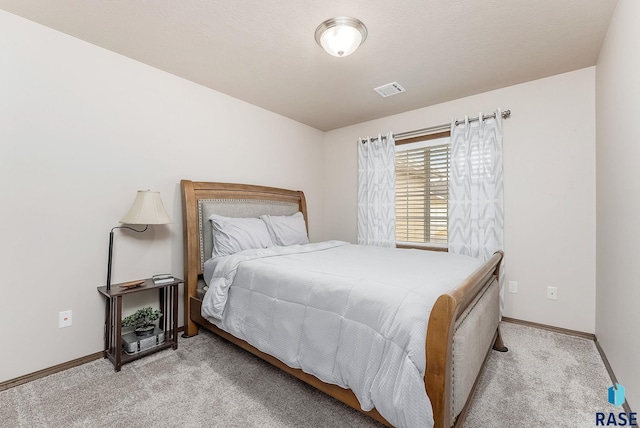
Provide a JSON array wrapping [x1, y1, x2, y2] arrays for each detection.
[[315, 17, 367, 57]]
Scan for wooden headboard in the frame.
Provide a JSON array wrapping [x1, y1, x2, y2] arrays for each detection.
[[180, 180, 308, 337]]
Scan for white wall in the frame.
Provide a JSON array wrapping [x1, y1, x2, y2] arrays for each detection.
[[323, 68, 597, 333], [0, 10, 324, 383], [595, 0, 640, 410]]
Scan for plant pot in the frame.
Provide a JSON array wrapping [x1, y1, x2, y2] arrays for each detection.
[[134, 325, 155, 337]]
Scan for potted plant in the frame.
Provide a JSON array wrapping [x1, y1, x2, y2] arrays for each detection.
[[122, 307, 162, 337]]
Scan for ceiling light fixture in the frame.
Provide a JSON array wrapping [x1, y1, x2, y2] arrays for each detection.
[[315, 17, 367, 57]]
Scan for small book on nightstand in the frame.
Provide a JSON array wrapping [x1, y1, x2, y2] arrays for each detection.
[[152, 274, 175, 285]]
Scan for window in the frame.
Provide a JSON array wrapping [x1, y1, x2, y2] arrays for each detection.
[[395, 131, 450, 246]]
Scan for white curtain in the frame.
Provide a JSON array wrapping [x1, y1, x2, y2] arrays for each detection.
[[357, 133, 396, 247], [449, 110, 505, 311]]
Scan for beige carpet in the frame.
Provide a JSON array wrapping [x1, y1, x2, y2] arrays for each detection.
[[0, 322, 616, 427], [461, 322, 616, 427]]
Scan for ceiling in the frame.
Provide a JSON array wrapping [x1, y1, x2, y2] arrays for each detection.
[[0, 1, 617, 131]]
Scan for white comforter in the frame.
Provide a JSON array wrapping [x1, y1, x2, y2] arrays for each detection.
[[202, 241, 483, 428]]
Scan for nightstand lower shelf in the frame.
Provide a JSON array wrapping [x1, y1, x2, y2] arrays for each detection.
[[107, 341, 175, 366]]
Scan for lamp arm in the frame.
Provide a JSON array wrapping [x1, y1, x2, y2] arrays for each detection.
[[111, 225, 149, 234], [106, 224, 149, 290]]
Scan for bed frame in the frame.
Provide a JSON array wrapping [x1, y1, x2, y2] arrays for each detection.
[[181, 180, 505, 428]]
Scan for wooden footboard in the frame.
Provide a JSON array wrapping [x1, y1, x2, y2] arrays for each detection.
[[425, 251, 503, 428], [181, 179, 504, 428]]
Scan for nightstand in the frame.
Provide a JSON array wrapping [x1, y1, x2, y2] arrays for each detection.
[[97, 278, 182, 371]]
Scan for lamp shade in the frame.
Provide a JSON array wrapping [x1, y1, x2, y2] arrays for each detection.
[[120, 190, 172, 225], [315, 17, 367, 57]]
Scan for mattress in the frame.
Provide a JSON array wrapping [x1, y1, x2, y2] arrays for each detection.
[[201, 241, 483, 428]]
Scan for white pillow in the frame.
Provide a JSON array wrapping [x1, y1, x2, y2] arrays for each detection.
[[208, 214, 273, 258], [260, 212, 309, 246]]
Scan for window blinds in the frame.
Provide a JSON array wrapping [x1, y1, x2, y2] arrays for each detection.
[[395, 142, 450, 244]]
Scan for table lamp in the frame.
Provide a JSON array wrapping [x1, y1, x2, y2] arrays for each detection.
[[106, 190, 172, 290]]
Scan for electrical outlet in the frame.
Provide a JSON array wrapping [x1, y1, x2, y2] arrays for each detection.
[[508, 281, 518, 293], [547, 287, 558, 300], [59, 310, 72, 328]]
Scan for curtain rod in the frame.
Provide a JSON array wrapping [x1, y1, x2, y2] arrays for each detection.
[[364, 109, 511, 142]]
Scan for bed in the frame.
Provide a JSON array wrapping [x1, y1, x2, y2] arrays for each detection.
[[181, 180, 505, 428]]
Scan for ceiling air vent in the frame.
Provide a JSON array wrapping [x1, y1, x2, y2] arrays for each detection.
[[374, 82, 406, 97]]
